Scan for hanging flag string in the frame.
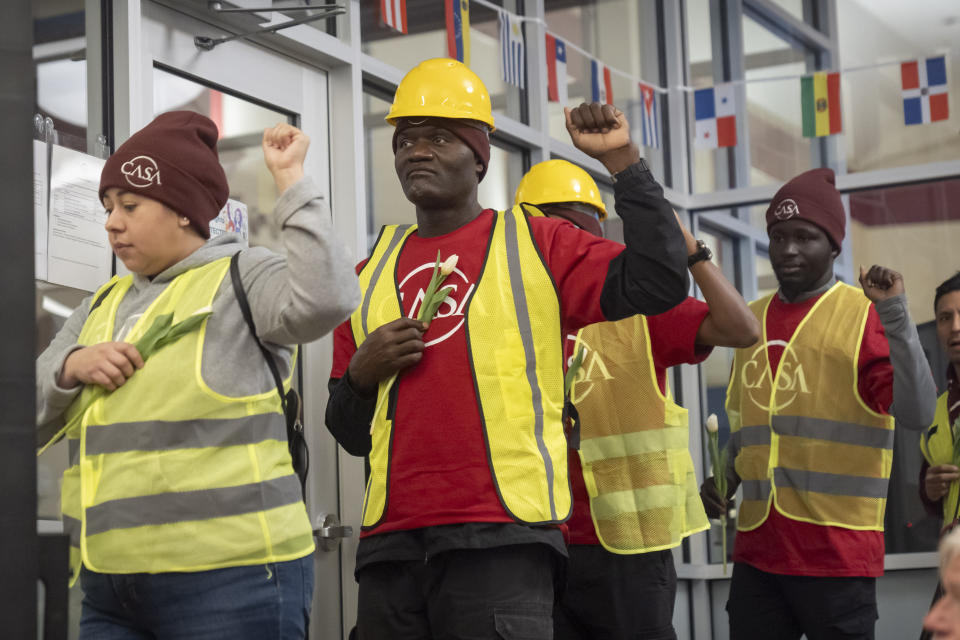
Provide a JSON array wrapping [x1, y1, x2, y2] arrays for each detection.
[[463, 0, 948, 96]]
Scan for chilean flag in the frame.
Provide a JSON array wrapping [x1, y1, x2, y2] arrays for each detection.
[[902, 56, 949, 125], [694, 84, 737, 149], [591, 60, 613, 104], [545, 34, 568, 104]]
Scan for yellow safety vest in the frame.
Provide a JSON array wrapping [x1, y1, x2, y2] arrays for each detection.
[[727, 282, 894, 531], [920, 392, 960, 524], [572, 315, 709, 554], [47, 257, 313, 584], [352, 207, 570, 529]]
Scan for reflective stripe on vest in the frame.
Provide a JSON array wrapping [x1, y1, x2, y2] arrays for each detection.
[[571, 314, 709, 553], [352, 207, 569, 529], [727, 283, 894, 532], [921, 392, 960, 523], [58, 257, 313, 584]]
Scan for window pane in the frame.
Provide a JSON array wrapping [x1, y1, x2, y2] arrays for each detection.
[[837, 2, 960, 173], [768, 0, 804, 22], [544, 0, 649, 150], [153, 68, 296, 253], [848, 179, 960, 553], [361, 0, 527, 125], [742, 15, 812, 188], [695, 227, 739, 566]]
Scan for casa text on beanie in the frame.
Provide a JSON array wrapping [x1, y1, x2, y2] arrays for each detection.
[[765, 167, 846, 249], [99, 111, 229, 239]]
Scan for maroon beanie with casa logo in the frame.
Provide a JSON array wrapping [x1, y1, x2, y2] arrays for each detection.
[[99, 111, 229, 239], [765, 167, 846, 249]]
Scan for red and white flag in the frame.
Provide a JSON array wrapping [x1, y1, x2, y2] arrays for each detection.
[[545, 34, 568, 104], [380, 0, 407, 34]]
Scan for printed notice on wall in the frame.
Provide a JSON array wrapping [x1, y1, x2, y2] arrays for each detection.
[[46, 145, 110, 292], [34, 140, 49, 281]]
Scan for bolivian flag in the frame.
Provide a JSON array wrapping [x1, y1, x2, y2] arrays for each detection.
[[801, 71, 841, 137]]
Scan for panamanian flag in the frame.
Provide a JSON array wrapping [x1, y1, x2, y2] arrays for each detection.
[[901, 56, 949, 125], [591, 60, 613, 105], [545, 34, 567, 104], [498, 10, 525, 89], [694, 84, 736, 149], [639, 82, 659, 149]]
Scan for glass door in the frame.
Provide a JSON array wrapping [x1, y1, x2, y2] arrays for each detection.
[[135, 4, 353, 638]]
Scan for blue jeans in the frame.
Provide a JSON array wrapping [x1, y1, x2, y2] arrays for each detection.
[[78, 555, 314, 639]]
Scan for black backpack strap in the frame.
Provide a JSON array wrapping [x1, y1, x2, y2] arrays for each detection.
[[89, 282, 117, 313], [229, 252, 287, 413]]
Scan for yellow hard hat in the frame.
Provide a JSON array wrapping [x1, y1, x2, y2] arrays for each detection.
[[514, 160, 607, 220], [386, 58, 495, 131]]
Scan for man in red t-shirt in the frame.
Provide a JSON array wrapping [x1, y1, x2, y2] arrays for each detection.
[[325, 59, 690, 639], [701, 168, 937, 639], [514, 159, 759, 640]]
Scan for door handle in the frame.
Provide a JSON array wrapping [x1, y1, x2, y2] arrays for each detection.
[[313, 512, 353, 552]]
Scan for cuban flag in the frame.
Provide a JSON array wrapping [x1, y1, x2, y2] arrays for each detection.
[[445, 0, 470, 65], [591, 60, 613, 104], [545, 34, 567, 104], [694, 84, 736, 149], [639, 83, 659, 149], [379, 0, 407, 33], [902, 56, 949, 125], [498, 10, 525, 89]]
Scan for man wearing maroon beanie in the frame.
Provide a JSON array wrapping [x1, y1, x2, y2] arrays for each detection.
[[700, 167, 937, 639], [36, 111, 360, 638]]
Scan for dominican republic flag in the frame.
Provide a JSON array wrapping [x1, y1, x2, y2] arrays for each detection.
[[902, 56, 949, 125], [591, 60, 613, 104], [379, 0, 407, 33], [545, 34, 567, 104], [498, 10, 525, 89], [694, 84, 736, 149], [639, 83, 659, 149], [445, 0, 470, 65]]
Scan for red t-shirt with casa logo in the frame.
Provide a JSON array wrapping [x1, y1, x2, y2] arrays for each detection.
[[732, 291, 893, 577], [330, 211, 627, 536], [563, 298, 712, 545]]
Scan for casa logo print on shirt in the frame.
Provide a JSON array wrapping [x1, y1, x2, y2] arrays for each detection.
[[121, 155, 162, 188], [740, 339, 811, 411], [399, 261, 474, 347], [564, 333, 613, 403]]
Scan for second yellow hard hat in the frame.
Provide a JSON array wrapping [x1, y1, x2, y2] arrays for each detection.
[[515, 159, 607, 220]]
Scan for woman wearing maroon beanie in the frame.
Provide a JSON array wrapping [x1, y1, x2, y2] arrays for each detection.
[[35, 111, 361, 639]]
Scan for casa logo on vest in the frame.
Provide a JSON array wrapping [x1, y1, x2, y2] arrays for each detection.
[[741, 339, 811, 411], [773, 198, 799, 221], [400, 261, 474, 347], [565, 334, 613, 404], [120, 155, 162, 188]]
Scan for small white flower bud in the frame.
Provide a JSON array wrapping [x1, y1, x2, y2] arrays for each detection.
[[440, 254, 459, 277], [705, 413, 719, 433]]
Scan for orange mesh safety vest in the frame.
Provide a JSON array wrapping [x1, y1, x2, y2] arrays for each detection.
[[727, 283, 894, 532], [572, 315, 709, 553]]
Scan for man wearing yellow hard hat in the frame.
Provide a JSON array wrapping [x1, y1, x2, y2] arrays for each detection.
[[325, 58, 689, 638], [515, 159, 759, 640]]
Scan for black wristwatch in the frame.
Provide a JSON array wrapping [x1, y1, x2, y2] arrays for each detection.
[[687, 240, 713, 267]]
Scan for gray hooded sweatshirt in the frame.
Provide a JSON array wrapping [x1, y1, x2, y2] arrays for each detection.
[[36, 176, 361, 446]]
